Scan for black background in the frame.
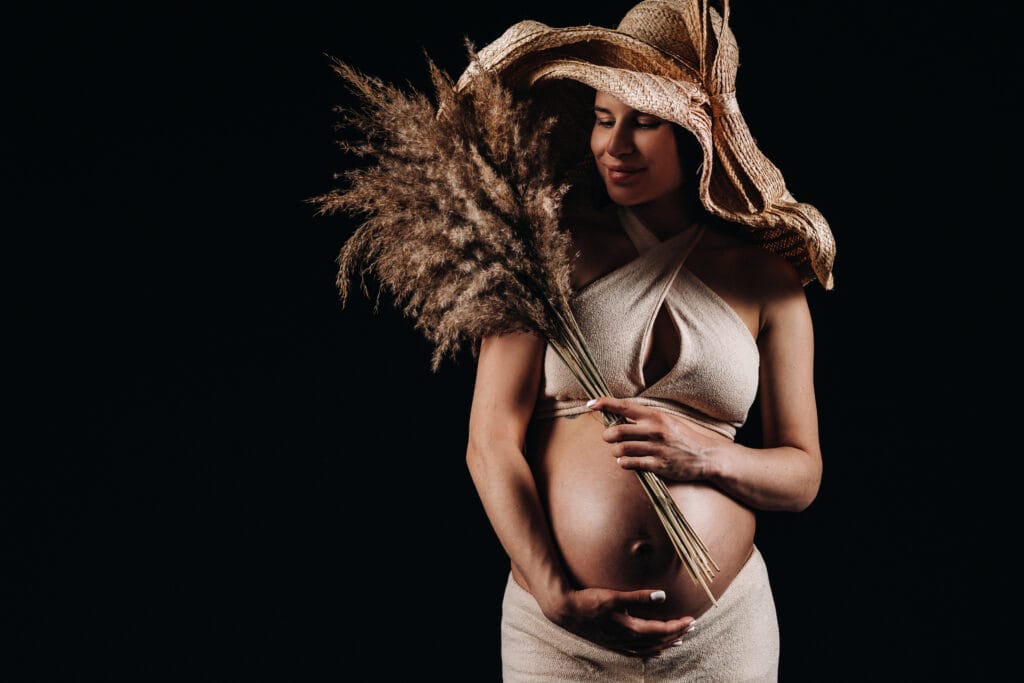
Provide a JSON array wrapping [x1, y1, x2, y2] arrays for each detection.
[[9, 2, 1016, 681]]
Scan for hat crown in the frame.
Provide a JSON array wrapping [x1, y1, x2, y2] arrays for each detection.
[[616, 0, 701, 69], [616, 0, 738, 94]]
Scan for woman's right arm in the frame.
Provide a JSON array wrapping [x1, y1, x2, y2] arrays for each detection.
[[465, 331, 571, 608], [466, 331, 694, 655]]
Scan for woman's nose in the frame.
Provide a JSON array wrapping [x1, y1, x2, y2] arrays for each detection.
[[607, 124, 635, 157]]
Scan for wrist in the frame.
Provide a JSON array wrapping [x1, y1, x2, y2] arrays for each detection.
[[702, 440, 733, 486], [530, 574, 573, 618]]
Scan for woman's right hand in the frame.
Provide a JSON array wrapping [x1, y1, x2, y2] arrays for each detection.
[[541, 586, 696, 657]]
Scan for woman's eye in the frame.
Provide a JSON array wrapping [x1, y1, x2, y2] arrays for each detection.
[[595, 120, 614, 128], [636, 120, 661, 129]]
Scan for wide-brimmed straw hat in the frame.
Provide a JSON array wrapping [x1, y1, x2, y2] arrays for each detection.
[[454, 0, 835, 290]]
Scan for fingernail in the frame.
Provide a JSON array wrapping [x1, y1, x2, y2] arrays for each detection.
[[650, 590, 666, 602], [586, 398, 598, 408], [684, 623, 696, 634], [671, 639, 683, 646]]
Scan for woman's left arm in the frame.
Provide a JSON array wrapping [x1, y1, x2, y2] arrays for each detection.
[[592, 259, 822, 512]]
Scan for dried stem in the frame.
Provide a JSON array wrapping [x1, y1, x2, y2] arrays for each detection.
[[551, 305, 720, 604]]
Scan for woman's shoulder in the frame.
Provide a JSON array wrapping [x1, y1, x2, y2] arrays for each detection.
[[700, 217, 803, 301]]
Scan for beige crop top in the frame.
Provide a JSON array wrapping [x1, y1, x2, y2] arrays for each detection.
[[533, 206, 760, 440]]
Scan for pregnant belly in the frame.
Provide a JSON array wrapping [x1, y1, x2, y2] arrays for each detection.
[[524, 411, 757, 619]]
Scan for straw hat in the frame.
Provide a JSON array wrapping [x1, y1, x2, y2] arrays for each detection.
[[454, 0, 835, 290]]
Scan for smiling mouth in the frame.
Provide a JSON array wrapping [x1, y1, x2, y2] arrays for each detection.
[[606, 166, 645, 183]]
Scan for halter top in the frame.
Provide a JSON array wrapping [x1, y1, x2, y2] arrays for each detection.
[[533, 206, 760, 439]]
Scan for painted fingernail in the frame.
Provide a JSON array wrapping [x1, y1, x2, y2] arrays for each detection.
[[671, 639, 684, 646], [684, 623, 696, 634], [586, 398, 598, 408], [650, 590, 666, 602]]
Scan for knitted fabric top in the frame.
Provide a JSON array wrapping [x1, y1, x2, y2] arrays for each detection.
[[533, 205, 760, 439]]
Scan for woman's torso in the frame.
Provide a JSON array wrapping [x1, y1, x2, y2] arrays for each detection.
[[515, 204, 764, 619], [521, 414, 756, 619]]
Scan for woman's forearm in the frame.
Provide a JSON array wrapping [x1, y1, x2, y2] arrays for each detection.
[[466, 439, 571, 610], [705, 441, 822, 512]]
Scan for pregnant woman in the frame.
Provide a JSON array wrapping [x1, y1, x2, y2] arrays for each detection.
[[462, 2, 835, 681]]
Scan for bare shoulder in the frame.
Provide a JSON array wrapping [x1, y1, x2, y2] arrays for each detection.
[[698, 220, 804, 306]]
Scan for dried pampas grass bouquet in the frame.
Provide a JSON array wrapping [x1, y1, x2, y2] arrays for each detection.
[[310, 48, 573, 370], [309, 46, 720, 603]]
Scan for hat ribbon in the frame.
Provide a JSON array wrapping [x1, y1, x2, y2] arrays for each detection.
[[710, 91, 738, 116]]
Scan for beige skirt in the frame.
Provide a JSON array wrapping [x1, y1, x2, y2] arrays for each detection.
[[500, 546, 780, 682]]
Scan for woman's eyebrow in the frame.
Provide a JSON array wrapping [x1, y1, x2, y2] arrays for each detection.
[[594, 106, 655, 119]]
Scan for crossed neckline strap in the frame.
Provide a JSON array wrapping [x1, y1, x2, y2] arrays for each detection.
[[617, 205, 704, 257], [616, 206, 706, 391], [572, 207, 704, 300]]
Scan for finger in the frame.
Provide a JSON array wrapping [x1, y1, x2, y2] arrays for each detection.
[[647, 627, 695, 654], [586, 396, 651, 420], [615, 454, 663, 473], [602, 423, 656, 443], [615, 588, 672, 607], [609, 589, 696, 631], [623, 613, 695, 637], [628, 634, 685, 658], [620, 614, 698, 655], [613, 441, 659, 459]]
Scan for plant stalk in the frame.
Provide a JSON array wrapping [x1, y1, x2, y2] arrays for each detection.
[[549, 305, 720, 606]]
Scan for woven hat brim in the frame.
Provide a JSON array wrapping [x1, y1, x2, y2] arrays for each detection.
[[457, 20, 703, 91], [456, 19, 835, 289]]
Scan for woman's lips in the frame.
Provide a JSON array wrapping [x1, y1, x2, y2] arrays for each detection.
[[606, 166, 645, 184]]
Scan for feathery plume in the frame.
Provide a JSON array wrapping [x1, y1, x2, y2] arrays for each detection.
[[309, 50, 573, 371]]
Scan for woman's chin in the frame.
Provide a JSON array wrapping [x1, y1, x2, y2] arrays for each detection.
[[605, 189, 645, 206], [603, 182, 661, 207]]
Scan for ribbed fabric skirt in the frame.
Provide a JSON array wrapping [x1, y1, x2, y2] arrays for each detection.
[[500, 546, 779, 682]]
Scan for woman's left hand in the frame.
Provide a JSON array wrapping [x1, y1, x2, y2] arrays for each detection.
[[587, 397, 718, 483]]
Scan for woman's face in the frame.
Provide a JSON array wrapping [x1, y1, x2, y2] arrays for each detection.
[[590, 91, 684, 207]]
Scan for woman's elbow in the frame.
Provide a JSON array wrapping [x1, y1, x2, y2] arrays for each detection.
[[465, 433, 512, 480], [790, 450, 823, 512], [465, 437, 486, 475]]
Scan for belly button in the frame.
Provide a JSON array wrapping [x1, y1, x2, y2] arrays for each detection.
[[629, 539, 654, 557]]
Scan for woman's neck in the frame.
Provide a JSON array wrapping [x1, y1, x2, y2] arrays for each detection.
[[623, 189, 699, 241]]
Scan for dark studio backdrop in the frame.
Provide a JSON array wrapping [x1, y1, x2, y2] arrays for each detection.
[[9, 1, 1015, 681]]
